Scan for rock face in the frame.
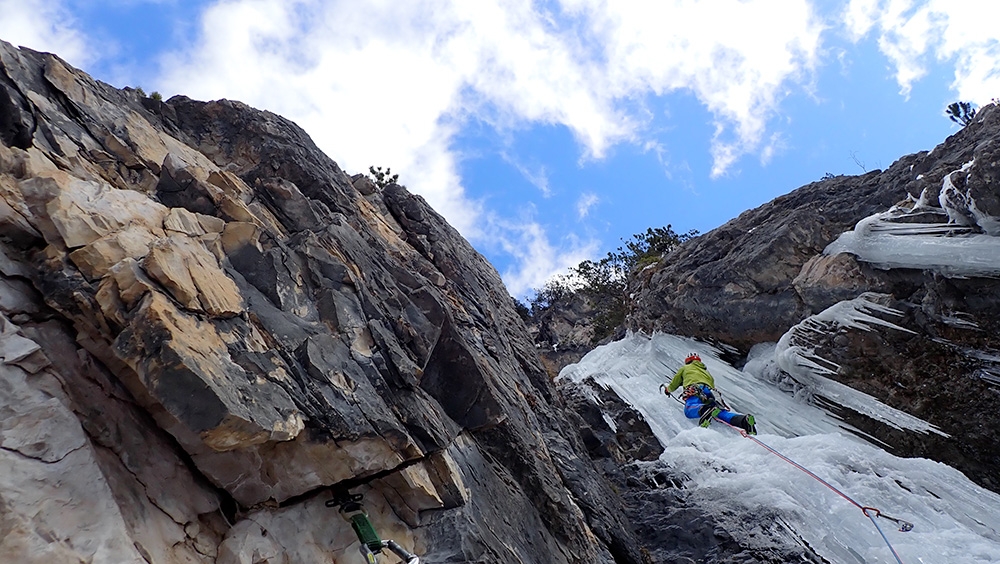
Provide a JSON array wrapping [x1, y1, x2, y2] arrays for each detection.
[[527, 292, 598, 378], [0, 41, 642, 563], [628, 170, 900, 350], [9, 36, 999, 563], [629, 103, 1000, 493]]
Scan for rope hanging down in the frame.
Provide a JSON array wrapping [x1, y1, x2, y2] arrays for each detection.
[[714, 416, 914, 564], [666, 391, 913, 564]]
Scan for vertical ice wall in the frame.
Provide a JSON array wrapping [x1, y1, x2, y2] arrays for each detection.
[[559, 333, 1000, 563]]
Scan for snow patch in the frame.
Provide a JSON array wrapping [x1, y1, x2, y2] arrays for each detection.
[[940, 169, 977, 227]]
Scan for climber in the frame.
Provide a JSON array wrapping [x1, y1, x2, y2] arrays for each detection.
[[663, 352, 757, 435]]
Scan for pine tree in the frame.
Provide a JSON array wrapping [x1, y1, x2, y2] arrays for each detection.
[[368, 166, 399, 189], [946, 101, 977, 126]]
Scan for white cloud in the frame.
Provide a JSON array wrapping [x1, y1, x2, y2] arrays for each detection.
[[0, 0, 92, 68], [576, 193, 599, 219], [564, 0, 824, 177], [502, 152, 551, 197], [154, 0, 826, 290], [844, 0, 1000, 103], [843, 0, 880, 39], [760, 131, 787, 166], [490, 211, 600, 298]]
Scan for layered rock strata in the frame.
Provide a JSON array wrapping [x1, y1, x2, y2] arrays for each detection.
[[0, 41, 641, 563]]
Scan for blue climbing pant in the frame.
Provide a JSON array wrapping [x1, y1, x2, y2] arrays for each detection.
[[683, 384, 740, 424]]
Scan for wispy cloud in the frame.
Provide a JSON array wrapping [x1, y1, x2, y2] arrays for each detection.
[[844, 0, 1000, 103], [0, 0, 92, 68], [576, 193, 599, 219], [502, 152, 551, 197], [488, 208, 600, 298], [566, 0, 825, 177]]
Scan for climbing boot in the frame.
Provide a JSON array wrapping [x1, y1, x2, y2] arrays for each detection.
[[699, 407, 722, 427], [732, 414, 757, 435]]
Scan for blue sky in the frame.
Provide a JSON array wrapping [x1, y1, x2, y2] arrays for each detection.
[[2, 1, 998, 298]]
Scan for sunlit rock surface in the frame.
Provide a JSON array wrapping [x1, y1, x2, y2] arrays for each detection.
[[0, 41, 639, 563]]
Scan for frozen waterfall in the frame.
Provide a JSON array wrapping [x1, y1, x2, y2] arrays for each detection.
[[559, 332, 1000, 564]]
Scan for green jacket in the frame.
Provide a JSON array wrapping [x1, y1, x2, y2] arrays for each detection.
[[667, 360, 715, 393]]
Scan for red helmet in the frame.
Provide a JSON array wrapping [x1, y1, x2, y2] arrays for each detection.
[[684, 353, 701, 364]]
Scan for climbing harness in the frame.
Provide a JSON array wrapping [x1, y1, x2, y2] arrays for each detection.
[[662, 383, 732, 410], [666, 392, 913, 563], [664, 383, 733, 426], [679, 384, 703, 401], [327, 490, 420, 564]]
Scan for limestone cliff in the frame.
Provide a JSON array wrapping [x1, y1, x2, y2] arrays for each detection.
[[0, 41, 643, 564]]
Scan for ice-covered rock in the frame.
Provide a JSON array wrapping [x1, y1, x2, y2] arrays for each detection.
[[629, 102, 1000, 494], [825, 161, 1000, 277]]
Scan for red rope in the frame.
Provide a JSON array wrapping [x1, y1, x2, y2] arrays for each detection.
[[721, 419, 864, 509], [712, 417, 912, 564]]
